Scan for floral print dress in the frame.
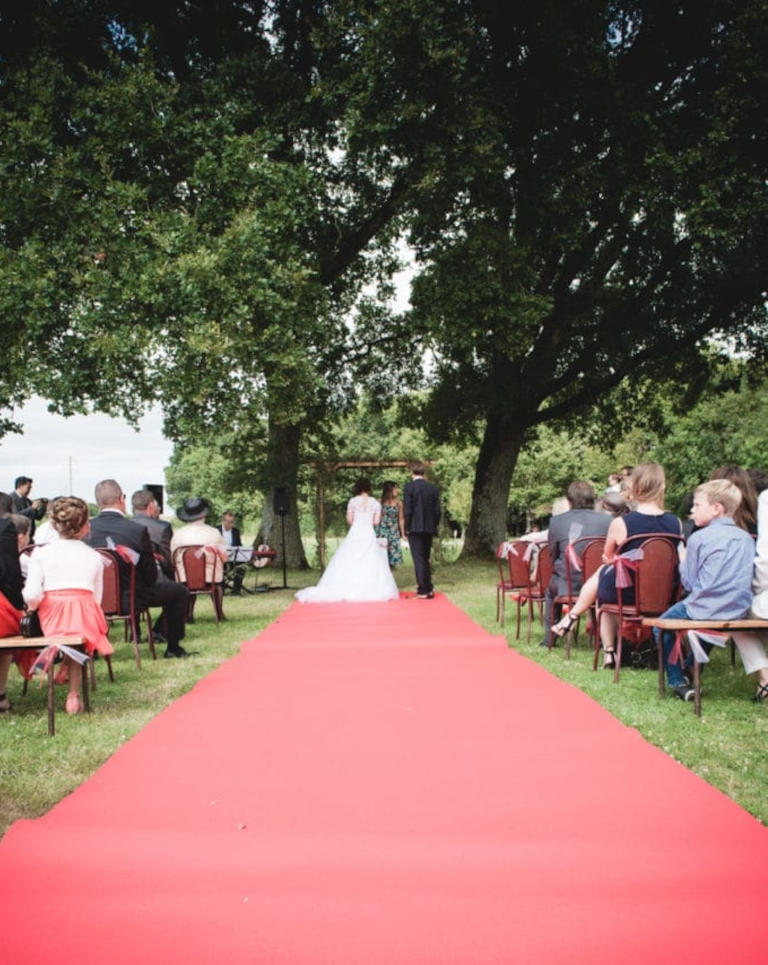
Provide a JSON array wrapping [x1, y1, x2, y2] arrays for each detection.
[[377, 502, 404, 567]]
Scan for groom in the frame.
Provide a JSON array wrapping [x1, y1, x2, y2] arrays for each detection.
[[403, 461, 441, 599]]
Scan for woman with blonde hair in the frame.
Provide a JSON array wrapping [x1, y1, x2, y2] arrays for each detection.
[[552, 462, 682, 668], [23, 496, 113, 715]]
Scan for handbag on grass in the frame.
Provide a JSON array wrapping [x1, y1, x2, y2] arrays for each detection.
[[20, 610, 43, 638]]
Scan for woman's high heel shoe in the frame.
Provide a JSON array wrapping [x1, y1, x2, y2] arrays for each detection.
[[602, 649, 616, 669], [552, 612, 578, 637]]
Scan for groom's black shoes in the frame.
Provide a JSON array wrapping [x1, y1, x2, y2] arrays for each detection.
[[417, 591, 435, 599]]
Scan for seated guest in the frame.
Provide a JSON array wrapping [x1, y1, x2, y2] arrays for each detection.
[[33, 498, 62, 545], [218, 511, 242, 548], [655, 480, 755, 700], [218, 510, 244, 594], [9, 515, 31, 579], [710, 465, 758, 535], [597, 491, 630, 517], [543, 481, 611, 647], [131, 489, 174, 580], [732, 481, 768, 702], [86, 479, 190, 659], [552, 462, 682, 667], [0, 511, 24, 713], [172, 498, 227, 585], [23, 497, 114, 715]]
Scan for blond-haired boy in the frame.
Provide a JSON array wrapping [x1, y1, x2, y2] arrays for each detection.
[[657, 479, 755, 700]]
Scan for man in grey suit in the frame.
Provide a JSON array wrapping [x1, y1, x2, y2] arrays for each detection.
[[132, 489, 174, 579], [403, 461, 441, 599], [543, 480, 611, 645]]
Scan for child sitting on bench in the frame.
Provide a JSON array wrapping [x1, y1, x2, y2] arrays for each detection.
[[656, 479, 755, 701]]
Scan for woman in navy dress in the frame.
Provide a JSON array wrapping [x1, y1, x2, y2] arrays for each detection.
[[553, 463, 682, 667]]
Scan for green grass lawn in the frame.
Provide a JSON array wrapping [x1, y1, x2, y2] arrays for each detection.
[[1, 556, 766, 839]]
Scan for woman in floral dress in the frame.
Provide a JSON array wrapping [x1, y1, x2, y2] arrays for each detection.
[[377, 481, 405, 568]]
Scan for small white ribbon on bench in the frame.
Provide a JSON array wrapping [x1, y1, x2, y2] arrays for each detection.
[[684, 630, 729, 665], [29, 641, 90, 678]]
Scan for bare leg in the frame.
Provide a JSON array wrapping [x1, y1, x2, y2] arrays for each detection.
[[65, 658, 83, 715], [598, 611, 618, 667], [551, 570, 601, 634]]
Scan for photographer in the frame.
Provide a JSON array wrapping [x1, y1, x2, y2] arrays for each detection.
[[11, 477, 47, 539]]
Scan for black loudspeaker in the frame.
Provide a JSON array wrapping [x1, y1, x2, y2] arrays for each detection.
[[144, 483, 164, 514], [273, 487, 290, 516]]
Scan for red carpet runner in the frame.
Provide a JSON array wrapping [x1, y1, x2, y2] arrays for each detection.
[[1, 594, 766, 963]]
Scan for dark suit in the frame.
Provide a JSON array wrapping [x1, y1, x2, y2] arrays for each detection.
[[133, 512, 174, 579], [86, 510, 188, 649], [217, 524, 242, 547], [0, 517, 23, 610], [11, 492, 42, 538], [545, 508, 611, 636], [403, 476, 441, 596], [217, 524, 243, 592]]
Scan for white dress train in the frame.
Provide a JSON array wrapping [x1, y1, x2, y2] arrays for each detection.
[[296, 495, 399, 603]]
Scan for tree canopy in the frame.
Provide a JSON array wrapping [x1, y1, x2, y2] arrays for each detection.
[[1, 1, 766, 557]]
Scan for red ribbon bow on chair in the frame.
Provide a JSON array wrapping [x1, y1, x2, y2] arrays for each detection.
[[614, 548, 644, 589]]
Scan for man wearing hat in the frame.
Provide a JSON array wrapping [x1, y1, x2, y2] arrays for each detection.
[[171, 497, 228, 584]]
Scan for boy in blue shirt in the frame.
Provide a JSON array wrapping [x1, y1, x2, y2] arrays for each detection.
[[656, 479, 755, 701]]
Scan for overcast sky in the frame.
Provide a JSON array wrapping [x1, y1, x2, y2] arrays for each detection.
[[0, 397, 175, 513]]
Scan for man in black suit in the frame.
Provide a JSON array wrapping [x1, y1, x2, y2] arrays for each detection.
[[543, 480, 611, 646], [10, 476, 45, 538], [86, 479, 190, 658], [217, 510, 245, 594], [0, 501, 24, 712], [403, 461, 441, 599]]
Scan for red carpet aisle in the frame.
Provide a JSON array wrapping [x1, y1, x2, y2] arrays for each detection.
[[1, 595, 767, 963]]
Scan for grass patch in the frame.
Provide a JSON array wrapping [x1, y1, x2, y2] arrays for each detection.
[[2, 557, 765, 838]]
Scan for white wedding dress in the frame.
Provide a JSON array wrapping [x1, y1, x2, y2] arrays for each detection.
[[296, 495, 399, 603]]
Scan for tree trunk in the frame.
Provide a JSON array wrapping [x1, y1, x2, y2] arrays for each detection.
[[461, 414, 526, 558], [259, 419, 309, 569]]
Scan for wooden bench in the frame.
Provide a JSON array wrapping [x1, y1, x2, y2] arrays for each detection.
[[0, 636, 89, 736], [642, 618, 768, 716]]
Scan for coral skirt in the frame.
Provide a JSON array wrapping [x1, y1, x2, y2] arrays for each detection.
[[0, 591, 22, 637], [38, 590, 113, 657]]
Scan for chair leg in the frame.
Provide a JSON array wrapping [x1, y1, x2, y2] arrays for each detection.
[[693, 649, 702, 717], [129, 615, 142, 669], [105, 654, 115, 682], [90, 654, 97, 692], [593, 610, 602, 670]]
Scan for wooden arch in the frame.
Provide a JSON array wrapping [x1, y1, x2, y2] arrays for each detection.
[[312, 460, 429, 568]]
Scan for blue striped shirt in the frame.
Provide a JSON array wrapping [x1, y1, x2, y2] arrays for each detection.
[[680, 517, 755, 619]]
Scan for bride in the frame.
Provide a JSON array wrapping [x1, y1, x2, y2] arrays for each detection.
[[296, 477, 399, 603]]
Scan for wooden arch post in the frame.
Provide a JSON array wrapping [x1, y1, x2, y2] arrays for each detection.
[[311, 460, 426, 569]]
